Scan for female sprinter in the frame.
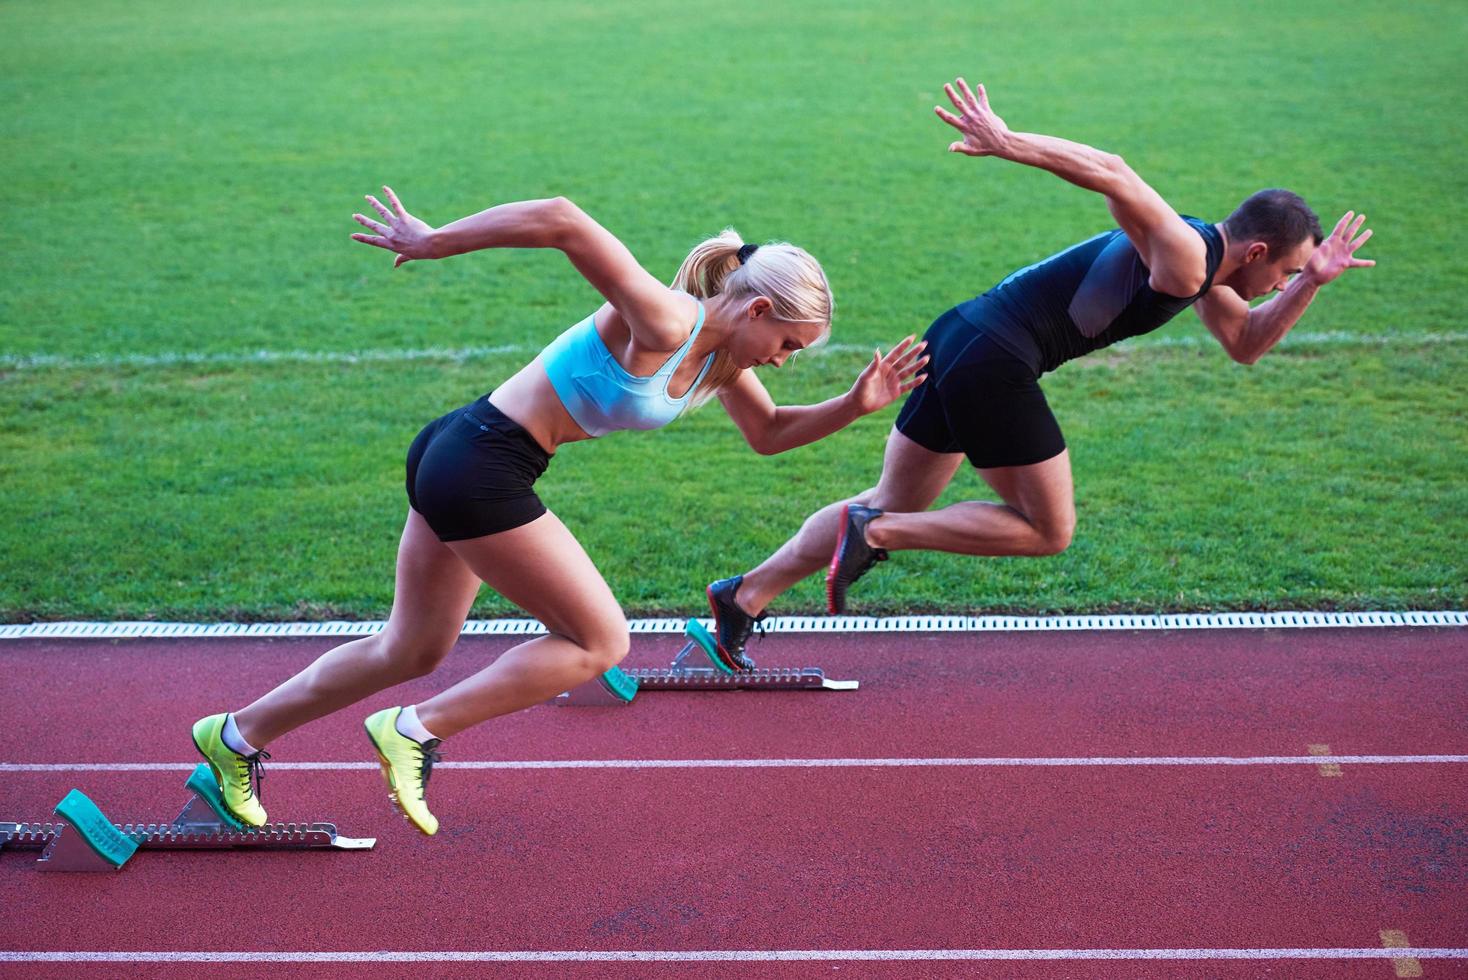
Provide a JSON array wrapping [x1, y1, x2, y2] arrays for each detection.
[[190, 188, 927, 835]]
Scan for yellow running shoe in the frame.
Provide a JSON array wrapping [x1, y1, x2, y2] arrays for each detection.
[[190, 713, 269, 827], [364, 707, 441, 836]]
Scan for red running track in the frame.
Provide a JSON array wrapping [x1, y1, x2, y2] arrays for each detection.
[[1, 626, 1464, 977]]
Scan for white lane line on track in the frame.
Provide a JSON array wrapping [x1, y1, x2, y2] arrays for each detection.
[[1, 948, 1465, 963], [3, 610, 1464, 639], [4, 330, 1464, 371], [5, 755, 1466, 772]]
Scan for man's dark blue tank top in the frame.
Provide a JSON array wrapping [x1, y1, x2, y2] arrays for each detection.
[[953, 217, 1225, 374]]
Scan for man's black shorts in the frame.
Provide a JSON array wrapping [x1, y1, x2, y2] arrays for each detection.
[[894, 307, 1066, 469]]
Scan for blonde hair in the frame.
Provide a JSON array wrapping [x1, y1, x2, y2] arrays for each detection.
[[671, 229, 834, 406]]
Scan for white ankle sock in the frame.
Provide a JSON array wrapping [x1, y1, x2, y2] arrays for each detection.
[[395, 704, 441, 744], [221, 713, 259, 756]]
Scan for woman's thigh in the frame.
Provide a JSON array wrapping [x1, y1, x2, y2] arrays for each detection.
[[445, 510, 627, 649]]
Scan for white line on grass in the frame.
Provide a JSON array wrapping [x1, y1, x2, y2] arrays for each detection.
[[0, 948, 1464, 963], [2, 610, 1463, 640], [4, 755, 1466, 773], [3, 330, 1464, 371]]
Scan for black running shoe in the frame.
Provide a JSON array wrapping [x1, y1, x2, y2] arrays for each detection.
[[706, 575, 762, 671], [826, 505, 888, 614]]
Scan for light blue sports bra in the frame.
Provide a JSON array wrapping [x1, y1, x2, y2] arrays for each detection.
[[540, 301, 716, 437]]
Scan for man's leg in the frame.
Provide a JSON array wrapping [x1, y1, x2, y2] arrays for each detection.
[[865, 449, 1076, 557], [856, 327, 1077, 560], [734, 428, 964, 615]]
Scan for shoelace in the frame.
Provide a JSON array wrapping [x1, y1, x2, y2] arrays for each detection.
[[414, 740, 442, 802], [235, 749, 271, 803], [726, 610, 767, 662]]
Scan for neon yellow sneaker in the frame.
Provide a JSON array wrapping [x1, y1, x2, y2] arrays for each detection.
[[190, 713, 269, 827], [364, 707, 441, 836]]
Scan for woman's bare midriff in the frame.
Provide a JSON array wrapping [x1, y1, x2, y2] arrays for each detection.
[[488, 301, 712, 456], [487, 357, 593, 455]]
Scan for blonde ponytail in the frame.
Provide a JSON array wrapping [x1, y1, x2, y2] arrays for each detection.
[[672, 228, 747, 301], [671, 228, 834, 407]]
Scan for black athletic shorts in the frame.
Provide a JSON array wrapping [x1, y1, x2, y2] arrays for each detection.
[[405, 395, 552, 541], [894, 307, 1066, 469]]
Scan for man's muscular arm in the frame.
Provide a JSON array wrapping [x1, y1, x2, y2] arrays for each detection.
[[1193, 276, 1321, 365], [935, 77, 1206, 296], [1195, 211, 1375, 364]]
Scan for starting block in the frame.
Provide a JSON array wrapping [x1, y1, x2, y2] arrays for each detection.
[[0, 763, 374, 873], [556, 618, 858, 706]]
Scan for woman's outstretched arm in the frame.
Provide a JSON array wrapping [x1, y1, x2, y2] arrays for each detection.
[[351, 187, 695, 350], [718, 338, 928, 455]]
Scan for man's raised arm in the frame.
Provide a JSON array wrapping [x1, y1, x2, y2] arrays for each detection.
[[935, 77, 1206, 296]]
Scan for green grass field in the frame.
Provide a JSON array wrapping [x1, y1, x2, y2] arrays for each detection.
[[3, 0, 1464, 620]]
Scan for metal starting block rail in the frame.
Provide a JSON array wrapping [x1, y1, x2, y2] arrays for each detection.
[[1, 763, 374, 873], [557, 619, 859, 706]]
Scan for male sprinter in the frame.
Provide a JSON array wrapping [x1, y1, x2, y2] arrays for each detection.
[[705, 77, 1374, 664]]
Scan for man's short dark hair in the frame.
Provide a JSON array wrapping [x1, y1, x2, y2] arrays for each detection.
[[1223, 189, 1323, 256]]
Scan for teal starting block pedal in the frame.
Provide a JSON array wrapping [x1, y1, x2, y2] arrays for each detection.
[[1, 763, 374, 873], [40, 790, 139, 871], [556, 618, 859, 706], [599, 664, 643, 703], [181, 762, 247, 831]]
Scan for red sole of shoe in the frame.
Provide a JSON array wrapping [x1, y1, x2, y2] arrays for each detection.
[[826, 505, 852, 615]]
